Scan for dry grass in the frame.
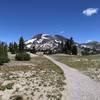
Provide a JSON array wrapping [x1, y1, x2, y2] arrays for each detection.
[[51, 54, 100, 81], [51, 54, 100, 70], [29, 56, 64, 75]]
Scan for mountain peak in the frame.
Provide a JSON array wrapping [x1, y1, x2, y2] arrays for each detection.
[[25, 33, 67, 50]]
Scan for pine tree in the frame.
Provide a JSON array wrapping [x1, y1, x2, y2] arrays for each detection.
[[32, 46, 36, 53], [19, 37, 25, 52], [15, 37, 31, 61], [0, 42, 8, 56], [9, 42, 12, 52], [64, 39, 71, 54], [70, 37, 74, 46], [14, 42, 18, 52], [9, 42, 18, 54], [72, 45, 77, 55], [60, 41, 64, 53], [69, 37, 77, 55], [63, 37, 77, 55], [63, 41, 68, 53], [9, 42, 14, 54], [0, 42, 9, 65]]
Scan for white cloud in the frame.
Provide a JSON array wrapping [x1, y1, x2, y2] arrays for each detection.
[[82, 8, 99, 16]]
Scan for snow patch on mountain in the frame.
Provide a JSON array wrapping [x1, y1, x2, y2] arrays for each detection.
[[25, 38, 37, 44], [25, 33, 67, 51], [27, 44, 32, 48]]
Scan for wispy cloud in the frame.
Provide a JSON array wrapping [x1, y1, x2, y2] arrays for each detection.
[[87, 40, 92, 42], [82, 8, 99, 16], [60, 31, 65, 34]]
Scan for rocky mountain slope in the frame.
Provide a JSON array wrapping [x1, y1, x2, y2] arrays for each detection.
[[25, 33, 67, 52], [81, 41, 100, 50]]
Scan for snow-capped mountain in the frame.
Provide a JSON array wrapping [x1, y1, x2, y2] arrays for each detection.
[[25, 33, 100, 55], [25, 33, 67, 51]]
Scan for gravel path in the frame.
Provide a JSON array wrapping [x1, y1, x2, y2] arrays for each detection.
[[44, 55, 100, 100]]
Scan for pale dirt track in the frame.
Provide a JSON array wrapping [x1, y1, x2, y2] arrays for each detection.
[[44, 55, 100, 100]]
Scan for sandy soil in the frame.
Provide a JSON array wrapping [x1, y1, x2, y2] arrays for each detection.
[[0, 53, 65, 100]]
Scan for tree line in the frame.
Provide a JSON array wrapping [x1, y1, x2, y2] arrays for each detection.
[[0, 36, 77, 65], [0, 37, 31, 65]]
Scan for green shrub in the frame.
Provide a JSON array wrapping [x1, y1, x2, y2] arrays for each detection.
[[6, 83, 14, 90], [0, 83, 14, 91], [0, 56, 10, 65], [15, 52, 31, 61], [10, 95, 23, 100]]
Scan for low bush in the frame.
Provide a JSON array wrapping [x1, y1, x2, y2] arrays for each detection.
[[10, 95, 23, 100], [0, 83, 14, 91], [15, 52, 31, 61], [0, 56, 10, 65], [6, 83, 14, 90]]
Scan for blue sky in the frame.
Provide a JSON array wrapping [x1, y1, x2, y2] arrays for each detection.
[[0, 0, 100, 43]]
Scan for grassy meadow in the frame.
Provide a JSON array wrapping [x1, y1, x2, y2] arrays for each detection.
[[51, 54, 100, 81]]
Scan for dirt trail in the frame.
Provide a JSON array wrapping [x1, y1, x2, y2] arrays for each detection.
[[44, 55, 100, 100]]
